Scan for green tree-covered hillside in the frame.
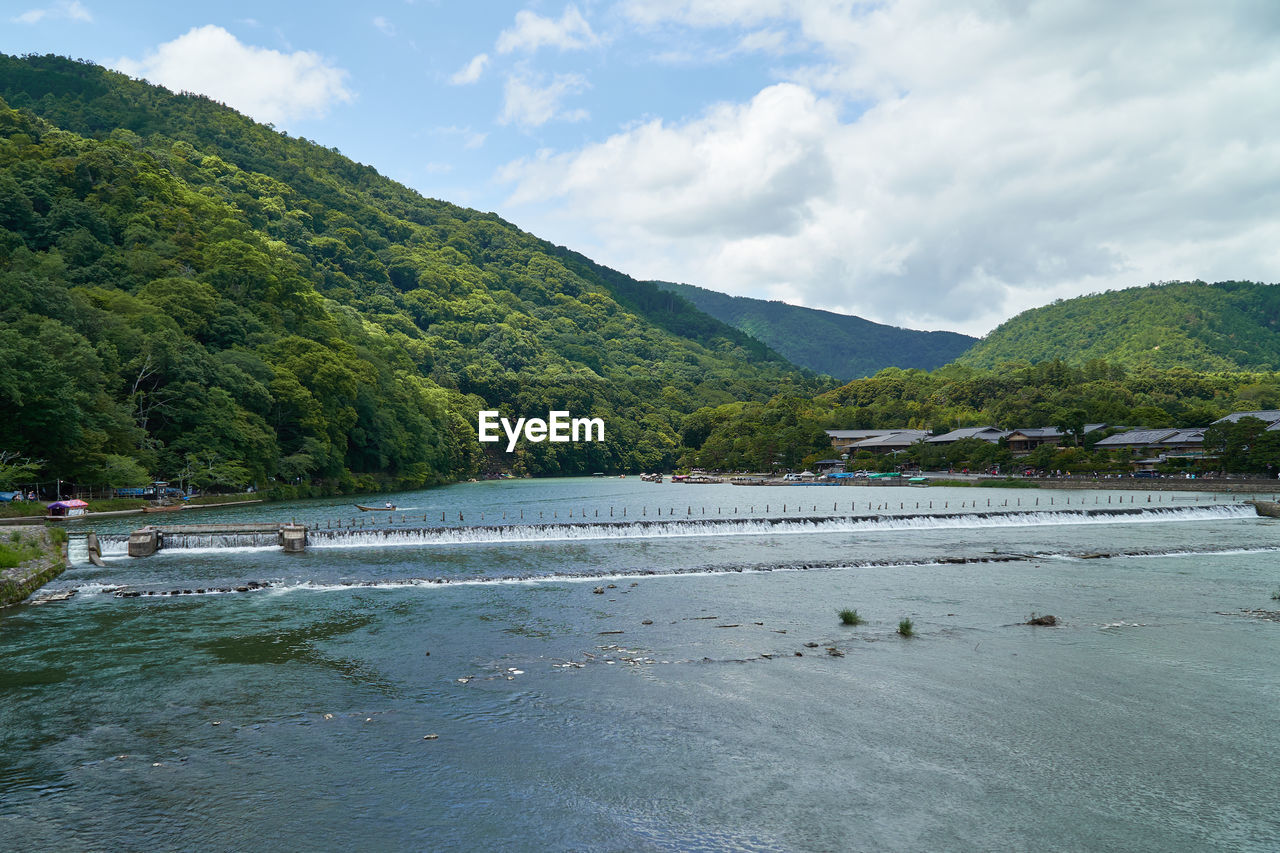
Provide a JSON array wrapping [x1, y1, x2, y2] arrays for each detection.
[[960, 281, 1280, 371], [681, 359, 1280, 474], [656, 281, 976, 380], [0, 54, 817, 492]]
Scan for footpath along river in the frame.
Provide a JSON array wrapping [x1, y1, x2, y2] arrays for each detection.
[[2, 478, 1278, 850]]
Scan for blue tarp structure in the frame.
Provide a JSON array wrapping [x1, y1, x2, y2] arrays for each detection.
[[0, 491, 21, 502]]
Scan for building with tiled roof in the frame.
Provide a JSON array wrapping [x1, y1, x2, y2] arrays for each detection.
[[1214, 410, 1280, 425], [926, 426, 1010, 445]]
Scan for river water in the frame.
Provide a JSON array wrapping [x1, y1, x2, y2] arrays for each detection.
[[2, 479, 1278, 851]]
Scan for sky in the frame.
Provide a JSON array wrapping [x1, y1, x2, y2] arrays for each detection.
[[4, 0, 1280, 336]]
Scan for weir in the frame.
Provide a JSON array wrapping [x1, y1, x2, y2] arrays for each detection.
[[115, 523, 308, 557], [304, 504, 1256, 547], [67, 503, 1259, 563]]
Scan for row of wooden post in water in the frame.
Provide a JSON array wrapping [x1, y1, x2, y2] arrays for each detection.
[[306, 490, 1224, 528]]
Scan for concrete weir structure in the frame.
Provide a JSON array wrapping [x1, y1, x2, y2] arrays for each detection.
[[1247, 500, 1280, 518], [126, 523, 308, 556], [96, 501, 1274, 561]]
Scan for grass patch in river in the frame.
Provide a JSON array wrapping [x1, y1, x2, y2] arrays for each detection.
[[838, 608, 864, 626]]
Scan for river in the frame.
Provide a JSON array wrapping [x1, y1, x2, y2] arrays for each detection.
[[2, 478, 1278, 851]]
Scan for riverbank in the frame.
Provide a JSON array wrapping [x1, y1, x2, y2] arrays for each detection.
[[0, 496, 266, 525], [731, 474, 1280, 496], [0, 525, 66, 607]]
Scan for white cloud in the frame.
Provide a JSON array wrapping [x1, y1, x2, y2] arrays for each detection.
[[500, 73, 589, 128], [505, 84, 833, 234], [12, 0, 91, 24], [450, 53, 489, 85], [496, 4, 599, 54], [113, 25, 354, 126], [502, 0, 1280, 334], [373, 16, 395, 36], [435, 125, 488, 150]]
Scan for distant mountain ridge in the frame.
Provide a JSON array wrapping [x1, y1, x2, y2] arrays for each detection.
[[959, 280, 1280, 371], [654, 281, 976, 380]]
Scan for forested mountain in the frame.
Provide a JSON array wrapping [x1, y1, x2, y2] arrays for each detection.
[[960, 281, 1280, 371], [655, 281, 976, 380], [0, 54, 817, 492]]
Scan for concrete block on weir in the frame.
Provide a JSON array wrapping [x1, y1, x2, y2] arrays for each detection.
[[280, 525, 307, 553], [127, 527, 159, 558], [1246, 500, 1280, 518]]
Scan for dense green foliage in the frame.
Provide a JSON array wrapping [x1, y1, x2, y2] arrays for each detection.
[[681, 359, 1280, 474], [1201, 417, 1280, 474], [961, 281, 1280, 371], [0, 529, 42, 570], [657, 281, 976, 380], [0, 54, 817, 490]]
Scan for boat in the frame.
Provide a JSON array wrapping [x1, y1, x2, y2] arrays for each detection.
[[354, 503, 397, 512], [142, 503, 185, 513]]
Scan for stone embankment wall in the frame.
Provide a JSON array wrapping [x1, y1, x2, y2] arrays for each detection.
[[0, 526, 67, 607]]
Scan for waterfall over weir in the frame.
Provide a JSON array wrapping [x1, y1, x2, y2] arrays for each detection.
[[86, 531, 281, 562], [67, 504, 1256, 565], [305, 504, 1254, 549]]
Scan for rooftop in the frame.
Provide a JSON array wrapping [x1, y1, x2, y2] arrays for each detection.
[[852, 430, 931, 449], [1006, 427, 1062, 439], [1093, 429, 1180, 447], [1214, 410, 1280, 425], [1158, 428, 1206, 445], [927, 426, 1010, 444]]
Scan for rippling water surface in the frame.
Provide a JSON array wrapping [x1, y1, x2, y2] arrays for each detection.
[[3, 479, 1279, 851]]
